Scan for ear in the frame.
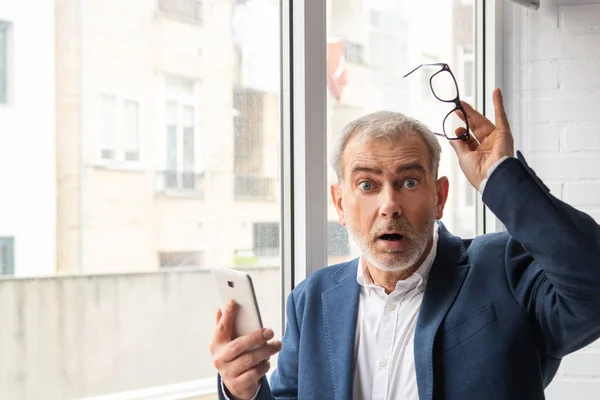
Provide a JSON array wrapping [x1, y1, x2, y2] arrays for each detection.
[[435, 176, 449, 220], [330, 184, 346, 226]]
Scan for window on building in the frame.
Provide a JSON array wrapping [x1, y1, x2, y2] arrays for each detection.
[[0, 21, 10, 105], [345, 41, 365, 65], [158, 0, 203, 24], [161, 76, 200, 194], [328, 221, 349, 257], [462, 48, 475, 99], [0, 237, 14, 275], [253, 222, 279, 257], [233, 87, 276, 201], [96, 94, 141, 164]]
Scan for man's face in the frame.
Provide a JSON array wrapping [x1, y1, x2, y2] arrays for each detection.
[[331, 134, 449, 272]]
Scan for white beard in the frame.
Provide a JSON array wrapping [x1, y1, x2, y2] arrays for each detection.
[[345, 211, 436, 272]]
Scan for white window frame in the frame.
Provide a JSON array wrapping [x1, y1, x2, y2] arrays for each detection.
[[282, 0, 327, 295], [479, 0, 506, 234], [94, 92, 143, 168]]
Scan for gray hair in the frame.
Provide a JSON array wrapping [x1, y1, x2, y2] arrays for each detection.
[[330, 111, 442, 182]]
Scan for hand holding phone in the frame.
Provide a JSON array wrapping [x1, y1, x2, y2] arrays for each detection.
[[210, 268, 283, 400]]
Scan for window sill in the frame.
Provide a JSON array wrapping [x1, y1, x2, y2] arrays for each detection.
[[234, 196, 277, 203], [93, 162, 145, 173], [156, 190, 204, 200]]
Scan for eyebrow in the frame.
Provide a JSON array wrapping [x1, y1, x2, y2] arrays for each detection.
[[350, 162, 427, 177]]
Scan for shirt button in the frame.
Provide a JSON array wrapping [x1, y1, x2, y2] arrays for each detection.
[[388, 303, 397, 311], [380, 358, 388, 368]]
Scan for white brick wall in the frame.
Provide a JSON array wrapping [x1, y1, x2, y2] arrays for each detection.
[[504, 2, 600, 398]]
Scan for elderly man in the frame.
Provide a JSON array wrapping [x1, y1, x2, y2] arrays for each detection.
[[210, 89, 600, 400]]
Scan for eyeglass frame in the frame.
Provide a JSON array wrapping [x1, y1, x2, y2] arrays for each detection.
[[403, 62, 470, 141]]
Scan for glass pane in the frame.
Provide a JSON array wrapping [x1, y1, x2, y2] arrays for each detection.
[[327, 0, 478, 266], [0, 23, 7, 104], [99, 94, 117, 159], [0, 237, 14, 274], [166, 124, 178, 188], [183, 105, 195, 173], [165, 100, 179, 188], [0, 0, 281, 398], [463, 59, 474, 98], [122, 100, 140, 161]]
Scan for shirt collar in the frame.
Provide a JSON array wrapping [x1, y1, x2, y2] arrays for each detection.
[[356, 223, 439, 295]]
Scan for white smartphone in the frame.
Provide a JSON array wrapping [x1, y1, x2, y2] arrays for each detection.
[[211, 267, 263, 339]]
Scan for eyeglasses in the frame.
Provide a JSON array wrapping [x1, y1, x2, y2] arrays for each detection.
[[403, 63, 470, 141]]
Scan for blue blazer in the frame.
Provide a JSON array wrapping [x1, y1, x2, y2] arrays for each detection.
[[219, 154, 600, 399]]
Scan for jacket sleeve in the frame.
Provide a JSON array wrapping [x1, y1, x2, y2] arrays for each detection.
[[483, 151, 600, 358], [267, 288, 301, 399]]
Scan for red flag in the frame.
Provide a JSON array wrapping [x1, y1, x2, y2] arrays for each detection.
[[327, 40, 347, 100]]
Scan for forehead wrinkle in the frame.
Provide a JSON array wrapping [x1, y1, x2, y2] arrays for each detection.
[[343, 136, 433, 180]]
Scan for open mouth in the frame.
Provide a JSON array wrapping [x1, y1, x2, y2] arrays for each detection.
[[378, 233, 404, 241]]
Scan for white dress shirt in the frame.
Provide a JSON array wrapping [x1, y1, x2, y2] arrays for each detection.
[[352, 225, 439, 400]]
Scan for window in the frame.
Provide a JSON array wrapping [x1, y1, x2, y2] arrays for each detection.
[[160, 76, 200, 193], [328, 0, 479, 264], [328, 221, 349, 258], [0, 0, 485, 396], [0, 21, 9, 104], [158, 0, 203, 24], [96, 94, 141, 164], [368, 9, 409, 111], [462, 48, 475, 99], [233, 87, 277, 201], [0, 237, 14, 275], [345, 41, 365, 64], [253, 222, 279, 257], [0, 0, 282, 397]]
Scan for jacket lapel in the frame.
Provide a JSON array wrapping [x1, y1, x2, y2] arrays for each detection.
[[322, 259, 361, 400], [415, 222, 470, 400]]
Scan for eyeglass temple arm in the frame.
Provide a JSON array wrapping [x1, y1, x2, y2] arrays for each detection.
[[403, 62, 449, 78]]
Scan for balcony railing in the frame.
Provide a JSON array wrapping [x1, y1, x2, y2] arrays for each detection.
[[234, 174, 276, 201], [156, 170, 204, 198]]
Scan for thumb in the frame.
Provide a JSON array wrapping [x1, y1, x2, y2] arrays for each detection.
[[214, 300, 238, 343], [448, 127, 471, 156]]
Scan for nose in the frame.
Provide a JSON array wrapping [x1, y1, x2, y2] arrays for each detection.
[[379, 186, 402, 218]]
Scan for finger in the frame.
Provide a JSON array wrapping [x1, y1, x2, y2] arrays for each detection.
[[222, 360, 269, 400], [493, 88, 509, 130], [234, 359, 271, 389], [460, 100, 495, 133], [228, 340, 282, 377], [223, 328, 277, 362], [216, 308, 223, 325], [214, 300, 238, 343], [455, 108, 466, 123], [453, 108, 479, 146], [448, 127, 473, 156]]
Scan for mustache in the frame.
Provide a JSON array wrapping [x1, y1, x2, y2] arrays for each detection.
[[369, 218, 414, 240]]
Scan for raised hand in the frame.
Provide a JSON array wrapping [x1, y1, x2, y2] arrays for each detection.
[[449, 88, 515, 190]]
